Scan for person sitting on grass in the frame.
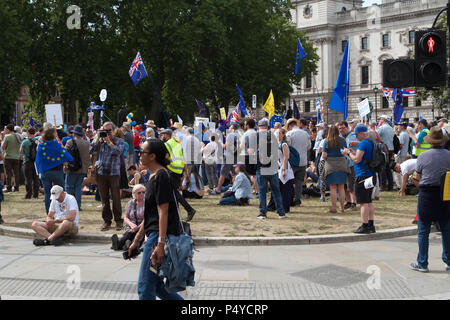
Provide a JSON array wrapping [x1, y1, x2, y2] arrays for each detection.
[[218, 163, 252, 206], [31, 185, 79, 246], [111, 184, 146, 251], [181, 165, 204, 199]]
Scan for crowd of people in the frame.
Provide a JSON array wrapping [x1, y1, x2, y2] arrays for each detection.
[[0, 112, 448, 281]]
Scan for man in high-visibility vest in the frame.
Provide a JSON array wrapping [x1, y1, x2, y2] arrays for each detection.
[[409, 119, 431, 158], [160, 129, 196, 222]]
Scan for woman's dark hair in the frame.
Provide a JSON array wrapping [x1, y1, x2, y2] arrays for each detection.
[[235, 164, 251, 184], [144, 138, 170, 167], [210, 134, 216, 142], [42, 128, 56, 142], [187, 165, 202, 189]]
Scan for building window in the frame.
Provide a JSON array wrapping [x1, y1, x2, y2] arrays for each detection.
[[416, 98, 421, 107], [409, 30, 415, 44], [305, 73, 312, 88], [382, 34, 389, 47], [361, 66, 369, 85], [304, 101, 311, 113], [361, 37, 368, 50], [382, 98, 389, 109], [342, 40, 347, 53], [403, 97, 408, 108]]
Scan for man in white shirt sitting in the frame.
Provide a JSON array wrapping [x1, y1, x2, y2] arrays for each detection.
[[32, 185, 79, 246]]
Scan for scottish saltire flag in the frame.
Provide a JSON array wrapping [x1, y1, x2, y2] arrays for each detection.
[[195, 99, 207, 115], [329, 39, 349, 120], [129, 52, 148, 86], [35, 140, 74, 174], [381, 87, 392, 98], [392, 88, 404, 123], [402, 89, 417, 97], [293, 99, 300, 120], [295, 39, 307, 75], [270, 114, 284, 128], [236, 84, 247, 115], [315, 98, 322, 123], [90, 101, 105, 111]]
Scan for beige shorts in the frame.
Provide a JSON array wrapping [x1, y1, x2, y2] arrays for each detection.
[[47, 222, 79, 236]]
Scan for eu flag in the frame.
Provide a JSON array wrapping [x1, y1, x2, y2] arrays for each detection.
[[329, 40, 349, 120], [35, 140, 74, 174], [269, 114, 284, 128], [129, 52, 148, 86], [293, 99, 300, 120], [236, 84, 247, 115], [195, 99, 207, 115], [392, 88, 404, 123], [295, 39, 307, 75]]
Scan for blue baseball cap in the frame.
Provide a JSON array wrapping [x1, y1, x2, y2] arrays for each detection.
[[354, 125, 368, 134]]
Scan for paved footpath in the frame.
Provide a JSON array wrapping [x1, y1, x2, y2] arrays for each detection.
[[0, 234, 449, 300]]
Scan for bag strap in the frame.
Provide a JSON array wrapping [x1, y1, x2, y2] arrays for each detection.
[[165, 169, 185, 234], [133, 199, 139, 224]]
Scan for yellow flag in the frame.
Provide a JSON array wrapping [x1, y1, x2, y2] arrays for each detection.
[[220, 107, 227, 120], [443, 171, 450, 201], [263, 90, 275, 119]]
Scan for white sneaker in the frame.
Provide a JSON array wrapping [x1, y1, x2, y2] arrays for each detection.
[[278, 214, 287, 219], [257, 214, 267, 220]]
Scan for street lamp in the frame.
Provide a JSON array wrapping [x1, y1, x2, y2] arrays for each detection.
[[372, 87, 379, 120]]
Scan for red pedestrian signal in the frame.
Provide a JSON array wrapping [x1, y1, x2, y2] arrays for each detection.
[[415, 29, 446, 87]]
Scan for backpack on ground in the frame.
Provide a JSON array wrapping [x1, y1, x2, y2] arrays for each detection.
[[67, 140, 82, 172], [28, 139, 37, 162], [393, 134, 400, 155], [364, 138, 388, 173], [279, 143, 300, 167]]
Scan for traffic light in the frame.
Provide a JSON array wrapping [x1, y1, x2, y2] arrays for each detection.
[[382, 59, 415, 88], [415, 29, 446, 87]]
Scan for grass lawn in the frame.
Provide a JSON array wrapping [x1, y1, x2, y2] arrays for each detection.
[[1, 188, 417, 237]]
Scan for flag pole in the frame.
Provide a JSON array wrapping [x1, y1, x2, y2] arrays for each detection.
[[148, 74, 169, 128]]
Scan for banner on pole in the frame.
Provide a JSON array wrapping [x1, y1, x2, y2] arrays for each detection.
[[45, 104, 63, 126], [357, 98, 371, 118]]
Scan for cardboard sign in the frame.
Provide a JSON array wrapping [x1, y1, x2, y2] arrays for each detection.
[[357, 98, 371, 118], [45, 104, 63, 126], [220, 108, 227, 120]]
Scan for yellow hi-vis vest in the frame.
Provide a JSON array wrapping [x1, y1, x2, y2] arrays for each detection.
[[165, 138, 185, 174], [415, 128, 431, 157]]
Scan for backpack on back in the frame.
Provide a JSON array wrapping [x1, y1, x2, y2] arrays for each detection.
[[364, 138, 388, 173], [28, 139, 37, 162], [67, 140, 82, 172], [280, 143, 300, 167], [392, 134, 400, 155]]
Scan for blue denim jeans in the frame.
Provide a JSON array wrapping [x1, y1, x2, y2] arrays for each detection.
[[416, 186, 450, 268], [138, 232, 184, 300], [65, 173, 85, 210], [41, 169, 65, 214], [219, 194, 238, 205], [256, 170, 284, 215]]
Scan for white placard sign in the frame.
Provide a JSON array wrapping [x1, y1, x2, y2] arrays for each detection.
[[195, 117, 209, 128], [99, 89, 107, 102], [357, 98, 371, 118], [209, 122, 216, 131], [252, 95, 257, 109], [45, 104, 63, 126]]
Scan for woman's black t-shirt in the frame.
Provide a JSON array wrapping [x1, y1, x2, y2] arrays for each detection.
[[144, 169, 182, 237]]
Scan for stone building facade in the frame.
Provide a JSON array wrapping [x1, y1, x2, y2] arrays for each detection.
[[290, 0, 446, 123]]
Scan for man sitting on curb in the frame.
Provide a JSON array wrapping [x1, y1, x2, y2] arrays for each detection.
[[31, 185, 79, 246]]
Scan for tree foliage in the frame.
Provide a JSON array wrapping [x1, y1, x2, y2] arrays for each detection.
[[5, 0, 319, 125]]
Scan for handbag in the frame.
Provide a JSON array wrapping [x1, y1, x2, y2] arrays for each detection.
[[87, 142, 101, 184]]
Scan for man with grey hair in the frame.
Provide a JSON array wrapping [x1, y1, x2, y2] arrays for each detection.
[[438, 118, 448, 135], [92, 121, 125, 231], [183, 127, 202, 169], [377, 115, 395, 191]]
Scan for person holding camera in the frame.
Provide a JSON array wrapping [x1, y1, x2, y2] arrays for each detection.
[[111, 184, 146, 251], [127, 138, 184, 300], [92, 122, 125, 231]]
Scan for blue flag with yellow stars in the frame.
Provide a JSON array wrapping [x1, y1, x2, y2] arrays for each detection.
[[35, 140, 74, 174], [295, 39, 307, 75]]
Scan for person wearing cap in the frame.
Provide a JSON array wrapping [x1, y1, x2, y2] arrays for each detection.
[[61, 126, 74, 146], [286, 118, 311, 206], [337, 121, 357, 210], [377, 115, 395, 191], [64, 125, 91, 210], [19, 127, 40, 199], [341, 125, 377, 234], [349, 119, 359, 132], [409, 119, 430, 158], [409, 126, 450, 272], [160, 128, 197, 222], [31, 185, 79, 246], [56, 124, 67, 141], [121, 122, 135, 169]]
